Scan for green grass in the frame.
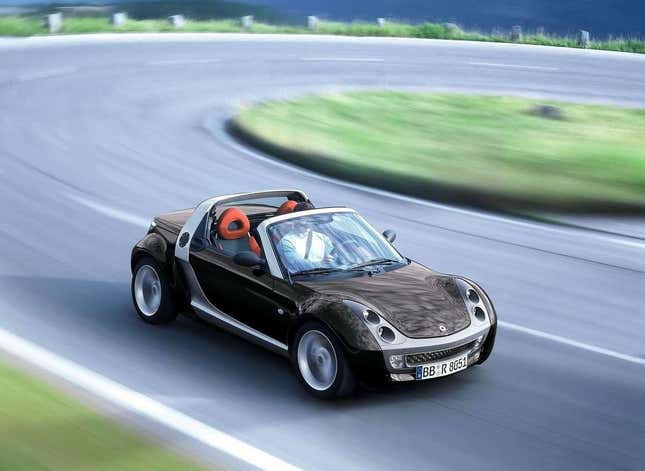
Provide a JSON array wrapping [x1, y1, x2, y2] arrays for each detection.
[[0, 361, 203, 470], [0, 16, 644, 54], [233, 92, 645, 211]]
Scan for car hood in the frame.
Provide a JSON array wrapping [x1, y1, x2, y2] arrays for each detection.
[[300, 262, 471, 338]]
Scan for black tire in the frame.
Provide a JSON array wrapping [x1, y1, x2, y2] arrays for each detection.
[[131, 256, 177, 325], [291, 321, 356, 399]]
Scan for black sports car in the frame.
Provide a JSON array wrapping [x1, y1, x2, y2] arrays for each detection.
[[131, 190, 496, 398]]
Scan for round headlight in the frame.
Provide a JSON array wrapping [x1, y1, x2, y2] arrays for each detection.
[[474, 306, 486, 321], [378, 326, 396, 343], [363, 309, 381, 325], [467, 289, 480, 304]]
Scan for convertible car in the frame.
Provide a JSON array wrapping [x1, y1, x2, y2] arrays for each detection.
[[131, 190, 496, 398]]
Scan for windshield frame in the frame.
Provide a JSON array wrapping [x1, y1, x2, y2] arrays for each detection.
[[257, 207, 404, 280]]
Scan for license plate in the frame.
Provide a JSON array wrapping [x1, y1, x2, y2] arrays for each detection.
[[415, 354, 469, 380]]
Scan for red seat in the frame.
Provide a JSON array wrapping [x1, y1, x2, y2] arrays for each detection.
[[277, 200, 298, 215], [215, 207, 261, 256]]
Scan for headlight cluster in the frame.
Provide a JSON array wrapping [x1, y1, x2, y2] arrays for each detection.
[[456, 279, 489, 324], [343, 300, 404, 346]]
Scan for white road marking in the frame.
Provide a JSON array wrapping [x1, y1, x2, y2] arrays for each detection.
[[65, 193, 149, 228], [0, 327, 300, 471], [499, 321, 645, 365], [18, 66, 77, 81], [147, 58, 221, 66], [301, 57, 384, 62], [469, 61, 558, 71], [211, 115, 645, 250]]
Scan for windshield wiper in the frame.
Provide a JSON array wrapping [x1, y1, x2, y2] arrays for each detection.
[[350, 258, 400, 270], [291, 267, 346, 277]]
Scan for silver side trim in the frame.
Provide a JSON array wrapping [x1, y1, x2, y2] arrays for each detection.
[[191, 300, 289, 356], [179, 260, 289, 356]]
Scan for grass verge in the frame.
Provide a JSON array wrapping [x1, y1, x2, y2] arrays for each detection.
[[0, 360, 202, 470], [0, 16, 644, 54], [231, 92, 645, 212]]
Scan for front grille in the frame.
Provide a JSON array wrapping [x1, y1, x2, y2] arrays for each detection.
[[405, 341, 476, 367]]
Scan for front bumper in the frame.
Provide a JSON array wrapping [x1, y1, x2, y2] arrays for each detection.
[[346, 324, 492, 385]]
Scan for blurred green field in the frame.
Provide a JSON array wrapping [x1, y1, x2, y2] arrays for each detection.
[[233, 92, 645, 211], [0, 361, 202, 470], [0, 16, 643, 54]]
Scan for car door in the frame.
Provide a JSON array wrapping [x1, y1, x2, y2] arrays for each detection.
[[189, 243, 289, 344]]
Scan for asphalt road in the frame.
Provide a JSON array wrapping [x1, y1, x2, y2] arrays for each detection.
[[1, 34, 644, 470]]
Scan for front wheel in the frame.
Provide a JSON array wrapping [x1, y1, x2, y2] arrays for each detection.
[[291, 322, 355, 399], [131, 256, 177, 325]]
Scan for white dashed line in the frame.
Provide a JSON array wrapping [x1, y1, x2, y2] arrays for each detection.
[[0, 327, 301, 471], [469, 61, 558, 71], [18, 66, 78, 81], [499, 321, 645, 365], [65, 193, 149, 228], [301, 57, 384, 62], [147, 58, 222, 66]]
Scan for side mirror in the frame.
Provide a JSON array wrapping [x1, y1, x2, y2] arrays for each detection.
[[233, 251, 266, 268], [383, 229, 396, 243]]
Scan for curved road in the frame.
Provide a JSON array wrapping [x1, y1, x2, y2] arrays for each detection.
[[1, 34, 645, 470]]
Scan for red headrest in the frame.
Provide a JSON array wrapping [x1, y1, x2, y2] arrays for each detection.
[[248, 235, 261, 256], [217, 208, 250, 240], [277, 200, 298, 215]]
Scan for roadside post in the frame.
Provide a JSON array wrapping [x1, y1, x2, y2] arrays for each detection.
[[307, 16, 319, 30], [112, 12, 127, 28], [511, 25, 522, 42], [45, 13, 63, 34], [241, 15, 254, 29], [168, 15, 186, 29]]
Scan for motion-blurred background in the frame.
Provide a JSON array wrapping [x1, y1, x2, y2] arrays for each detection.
[[1, 1, 644, 470], [2, 0, 645, 37]]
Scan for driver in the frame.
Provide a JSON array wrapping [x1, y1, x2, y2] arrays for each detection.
[[278, 219, 334, 273]]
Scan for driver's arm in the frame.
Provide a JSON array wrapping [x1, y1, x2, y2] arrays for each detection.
[[279, 237, 313, 273], [320, 232, 335, 259]]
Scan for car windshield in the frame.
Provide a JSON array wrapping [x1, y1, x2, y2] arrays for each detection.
[[268, 211, 404, 277]]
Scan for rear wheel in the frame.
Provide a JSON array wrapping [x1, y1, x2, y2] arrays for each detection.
[[291, 322, 355, 399], [131, 257, 177, 325]]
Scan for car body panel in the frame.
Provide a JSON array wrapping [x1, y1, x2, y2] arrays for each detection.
[[300, 262, 471, 338]]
